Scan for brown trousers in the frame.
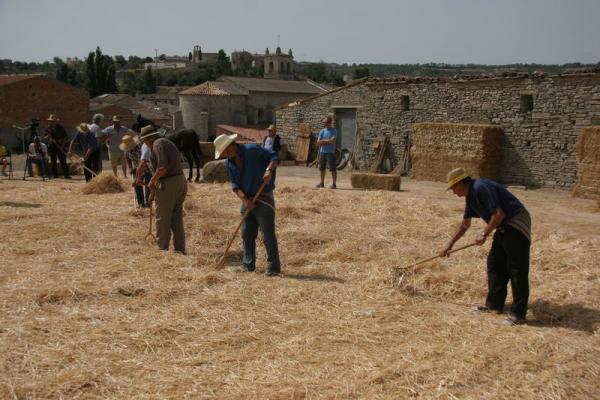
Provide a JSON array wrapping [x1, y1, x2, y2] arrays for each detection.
[[155, 174, 187, 252]]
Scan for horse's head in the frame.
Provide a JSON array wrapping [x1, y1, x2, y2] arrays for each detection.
[[131, 114, 158, 133]]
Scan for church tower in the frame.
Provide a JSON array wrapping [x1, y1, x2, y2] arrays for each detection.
[[263, 47, 294, 80]]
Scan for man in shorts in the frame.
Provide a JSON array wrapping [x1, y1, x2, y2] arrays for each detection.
[[316, 116, 337, 189], [102, 115, 130, 178]]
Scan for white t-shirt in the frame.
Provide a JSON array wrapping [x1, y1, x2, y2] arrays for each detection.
[[140, 143, 151, 161], [28, 142, 47, 158]]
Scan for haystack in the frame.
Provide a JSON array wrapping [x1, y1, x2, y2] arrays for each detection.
[[411, 123, 502, 182], [351, 172, 401, 191], [572, 127, 600, 199], [201, 160, 230, 183], [81, 172, 125, 194]]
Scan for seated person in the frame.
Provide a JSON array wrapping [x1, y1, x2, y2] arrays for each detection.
[[26, 136, 48, 178], [0, 141, 8, 177]]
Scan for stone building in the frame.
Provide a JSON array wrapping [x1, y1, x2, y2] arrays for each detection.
[[0, 74, 88, 151], [179, 76, 327, 140], [275, 72, 600, 189], [90, 93, 173, 128], [143, 45, 219, 70], [231, 47, 294, 80]]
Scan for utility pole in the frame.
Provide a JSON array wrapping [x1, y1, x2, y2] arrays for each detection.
[[154, 49, 158, 69]]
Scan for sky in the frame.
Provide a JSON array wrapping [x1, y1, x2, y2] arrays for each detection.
[[0, 0, 599, 65]]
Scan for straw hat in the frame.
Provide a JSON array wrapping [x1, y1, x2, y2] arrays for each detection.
[[119, 134, 140, 151], [446, 167, 470, 190], [139, 125, 160, 140], [47, 114, 59, 122], [267, 124, 276, 131], [77, 123, 90, 134], [214, 134, 238, 159], [112, 115, 121, 123]]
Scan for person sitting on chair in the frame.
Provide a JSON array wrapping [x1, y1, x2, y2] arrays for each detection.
[[26, 136, 48, 179], [0, 140, 9, 177]]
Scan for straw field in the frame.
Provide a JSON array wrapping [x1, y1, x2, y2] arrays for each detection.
[[573, 126, 600, 200], [411, 123, 503, 182], [1, 169, 599, 399]]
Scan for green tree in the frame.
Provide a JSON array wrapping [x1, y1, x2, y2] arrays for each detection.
[[353, 66, 370, 79], [85, 46, 117, 97], [114, 55, 127, 68], [142, 66, 157, 94], [215, 49, 232, 76]]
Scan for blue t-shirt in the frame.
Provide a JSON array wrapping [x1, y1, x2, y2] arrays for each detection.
[[74, 132, 99, 152], [318, 128, 337, 154], [226, 144, 279, 197], [464, 178, 525, 223]]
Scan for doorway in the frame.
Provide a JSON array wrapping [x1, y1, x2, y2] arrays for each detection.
[[334, 108, 356, 151]]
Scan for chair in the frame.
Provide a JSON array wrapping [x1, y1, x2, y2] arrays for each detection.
[[1, 150, 12, 179]]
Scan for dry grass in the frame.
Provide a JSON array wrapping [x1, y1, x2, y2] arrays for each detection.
[[81, 172, 125, 195], [0, 169, 599, 399]]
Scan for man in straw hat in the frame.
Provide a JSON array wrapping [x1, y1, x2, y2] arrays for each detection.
[[316, 116, 337, 189], [43, 114, 71, 179], [101, 115, 130, 178], [121, 134, 147, 208], [138, 125, 187, 253], [439, 167, 532, 326], [214, 133, 281, 276], [68, 123, 101, 182]]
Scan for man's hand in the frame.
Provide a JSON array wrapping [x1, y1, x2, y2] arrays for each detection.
[[133, 178, 144, 187], [438, 245, 452, 258], [149, 179, 158, 191], [242, 197, 255, 212], [475, 232, 488, 246], [262, 169, 272, 184]]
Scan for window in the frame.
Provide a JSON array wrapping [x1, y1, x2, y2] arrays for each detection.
[[258, 108, 264, 120], [520, 94, 533, 112], [268, 62, 274, 73], [400, 95, 409, 111], [280, 62, 284, 72], [286, 62, 291, 73]]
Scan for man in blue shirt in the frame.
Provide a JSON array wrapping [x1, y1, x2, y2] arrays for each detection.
[[215, 133, 281, 276], [68, 123, 101, 182], [316, 116, 337, 189], [439, 168, 532, 325]]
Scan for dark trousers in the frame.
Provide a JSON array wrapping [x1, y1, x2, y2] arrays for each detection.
[[241, 198, 281, 272], [26, 157, 48, 178], [486, 226, 530, 319], [84, 149, 101, 182], [49, 144, 70, 178], [133, 167, 151, 207]]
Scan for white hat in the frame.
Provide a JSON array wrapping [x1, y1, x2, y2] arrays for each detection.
[[214, 134, 238, 159]]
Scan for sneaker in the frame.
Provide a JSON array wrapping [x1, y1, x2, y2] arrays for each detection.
[[315, 183, 324, 188], [503, 315, 526, 326], [264, 269, 280, 277], [329, 184, 336, 189], [473, 305, 503, 314]]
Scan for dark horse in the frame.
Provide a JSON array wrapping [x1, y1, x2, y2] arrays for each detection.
[[132, 115, 202, 182]]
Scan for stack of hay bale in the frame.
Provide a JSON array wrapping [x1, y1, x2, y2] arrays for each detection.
[[573, 127, 600, 199], [411, 123, 503, 182]]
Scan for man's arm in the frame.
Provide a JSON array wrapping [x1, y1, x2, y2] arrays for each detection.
[[476, 208, 505, 245], [148, 166, 166, 191], [439, 218, 472, 257]]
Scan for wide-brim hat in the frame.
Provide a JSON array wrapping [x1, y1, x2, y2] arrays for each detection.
[[139, 125, 160, 140], [119, 134, 140, 151], [112, 115, 121, 123], [93, 113, 104, 122], [47, 114, 59, 122], [267, 124, 276, 131], [214, 134, 238, 159], [446, 167, 470, 190], [77, 123, 90, 134]]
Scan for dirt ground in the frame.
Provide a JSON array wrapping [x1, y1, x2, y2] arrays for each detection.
[[1, 166, 599, 399]]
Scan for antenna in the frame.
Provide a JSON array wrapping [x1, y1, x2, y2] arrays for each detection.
[[277, 34, 280, 48]]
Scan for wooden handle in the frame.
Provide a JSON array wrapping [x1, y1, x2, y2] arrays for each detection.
[[399, 242, 478, 272], [217, 180, 269, 267]]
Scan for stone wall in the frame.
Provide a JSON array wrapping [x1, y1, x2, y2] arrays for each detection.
[[276, 74, 600, 188], [246, 92, 320, 124], [179, 95, 247, 140]]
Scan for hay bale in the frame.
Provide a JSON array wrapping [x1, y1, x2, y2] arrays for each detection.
[[411, 123, 502, 182], [201, 160, 230, 183], [81, 172, 125, 195], [351, 172, 401, 191], [572, 127, 600, 199]]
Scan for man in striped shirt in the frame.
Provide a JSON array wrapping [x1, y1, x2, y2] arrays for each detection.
[[439, 168, 532, 326]]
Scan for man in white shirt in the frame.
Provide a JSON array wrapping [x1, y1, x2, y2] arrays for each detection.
[[101, 115, 131, 178], [26, 136, 48, 179], [89, 113, 105, 173]]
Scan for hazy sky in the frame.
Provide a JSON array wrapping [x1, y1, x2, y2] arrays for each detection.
[[1, 0, 599, 65]]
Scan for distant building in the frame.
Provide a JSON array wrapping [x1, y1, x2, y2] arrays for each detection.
[[178, 76, 327, 140], [90, 93, 173, 128], [143, 45, 219, 70], [137, 86, 190, 107], [0, 74, 88, 150], [231, 47, 295, 80]]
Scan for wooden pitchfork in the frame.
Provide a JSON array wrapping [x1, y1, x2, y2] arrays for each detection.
[[397, 242, 478, 276], [145, 189, 157, 243], [216, 180, 268, 268]]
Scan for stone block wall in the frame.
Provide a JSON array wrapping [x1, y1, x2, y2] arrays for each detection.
[[276, 74, 600, 188]]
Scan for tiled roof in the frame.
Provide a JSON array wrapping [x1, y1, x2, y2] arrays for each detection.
[[179, 81, 248, 96], [223, 77, 326, 94], [0, 74, 43, 86], [216, 125, 268, 142]]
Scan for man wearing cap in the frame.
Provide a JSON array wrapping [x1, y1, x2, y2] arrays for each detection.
[[101, 116, 130, 178], [138, 125, 187, 253], [439, 168, 532, 326], [43, 114, 71, 179], [215, 133, 281, 276], [89, 114, 105, 173], [68, 123, 100, 182], [316, 116, 337, 189]]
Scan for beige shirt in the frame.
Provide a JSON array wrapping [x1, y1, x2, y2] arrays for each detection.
[[150, 138, 182, 178]]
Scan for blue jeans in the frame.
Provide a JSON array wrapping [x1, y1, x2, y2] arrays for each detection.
[[241, 199, 281, 272]]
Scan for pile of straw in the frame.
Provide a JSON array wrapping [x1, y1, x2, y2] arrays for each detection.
[[1, 171, 599, 399], [411, 123, 502, 182], [351, 172, 401, 191], [573, 126, 600, 199], [201, 160, 230, 183], [81, 172, 125, 195]]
